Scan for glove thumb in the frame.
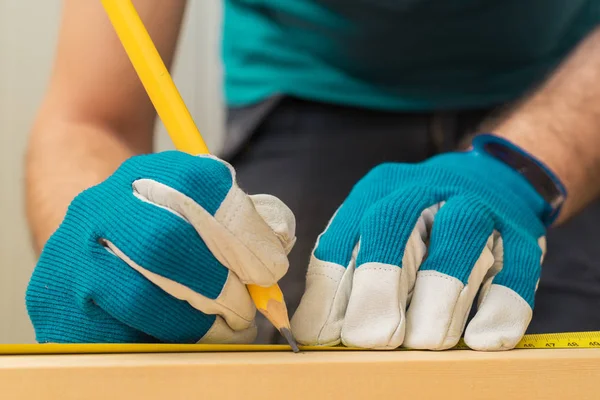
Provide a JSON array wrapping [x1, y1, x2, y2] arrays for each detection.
[[250, 194, 297, 255]]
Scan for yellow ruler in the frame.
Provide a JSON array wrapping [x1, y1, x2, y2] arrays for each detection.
[[1, 331, 599, 355], [454, 331, 600, 350]]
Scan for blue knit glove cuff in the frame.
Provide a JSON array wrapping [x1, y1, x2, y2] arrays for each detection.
[[469, 133, 567, 226]]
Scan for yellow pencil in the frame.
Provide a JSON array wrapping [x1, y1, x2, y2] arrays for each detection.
[[100, 0, 298, 352]]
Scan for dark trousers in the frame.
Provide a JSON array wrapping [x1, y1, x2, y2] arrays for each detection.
[[223, 96, 600, 344]]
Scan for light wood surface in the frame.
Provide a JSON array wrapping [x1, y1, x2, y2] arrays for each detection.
[[1, 349, 599, 399]]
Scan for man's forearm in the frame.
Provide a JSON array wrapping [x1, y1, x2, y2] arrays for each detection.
[[489, 27, 600, 224], [25, 121, 151, 253]]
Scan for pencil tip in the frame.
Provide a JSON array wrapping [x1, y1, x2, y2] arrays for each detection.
[[280, 328, 300, 353]]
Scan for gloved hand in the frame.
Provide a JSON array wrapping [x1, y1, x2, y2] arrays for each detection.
[[291, 143, 549, 351], [26, 151, 296, 344]]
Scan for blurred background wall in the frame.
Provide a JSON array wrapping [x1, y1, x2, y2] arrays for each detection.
[[0, 0, 224, 343]]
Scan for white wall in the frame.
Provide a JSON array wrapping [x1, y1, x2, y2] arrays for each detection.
[[0, 0, 224, 343]]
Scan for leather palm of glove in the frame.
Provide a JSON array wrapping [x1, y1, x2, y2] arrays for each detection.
[[26, 151, 296, 344], [291, 149, 548, 351]]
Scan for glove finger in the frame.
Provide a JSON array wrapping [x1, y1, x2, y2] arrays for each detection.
[[290, 204, 361, 346], [465, 233, 545, 351], [129, 152, 289, 287], [103, 193, 255, 332], [404, 197, 495, 350], [96, 244, 257, 344], [290, 241, 357, 346], [291, 192, 373, 345], [26, 241, 155, 343], [291, 167, 412, 346], [249, 194, 297, 255], [28, 234, 253, 343], [341, 189, 440, 349]]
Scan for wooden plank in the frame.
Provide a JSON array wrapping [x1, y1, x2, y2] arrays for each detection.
[[1, 349, 599, 399]]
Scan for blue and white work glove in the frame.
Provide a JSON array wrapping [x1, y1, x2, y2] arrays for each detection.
[[291, 136, 557, 351], [26, 151, 296, 344]]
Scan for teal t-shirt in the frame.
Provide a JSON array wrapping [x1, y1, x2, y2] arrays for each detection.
[[221, 0, 599, 111]]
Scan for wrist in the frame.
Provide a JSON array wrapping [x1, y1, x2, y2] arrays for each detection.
[[25, 124, 140, 253], [488, 96, 598, 225]]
